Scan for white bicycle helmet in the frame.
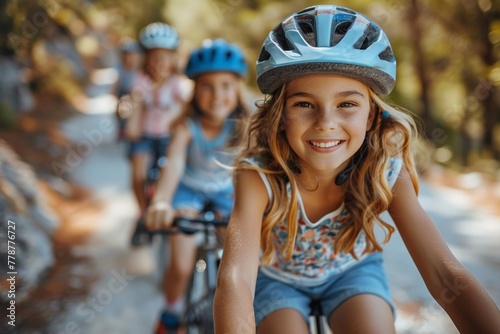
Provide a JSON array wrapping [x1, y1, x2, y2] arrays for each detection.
[[139, 22, 180, 50], [256, 5, 396, 95]]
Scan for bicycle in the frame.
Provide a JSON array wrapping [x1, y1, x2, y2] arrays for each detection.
[[129, 137, 168, 246], [149, 206, 329, 334], [150, 204, 228, 334], [308, 299, 332, 334]]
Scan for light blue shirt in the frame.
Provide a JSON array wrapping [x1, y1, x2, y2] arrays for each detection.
[[180, 117, 236, 195]]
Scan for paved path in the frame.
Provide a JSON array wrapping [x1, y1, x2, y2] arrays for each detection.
[[47, 112, 500, 334]]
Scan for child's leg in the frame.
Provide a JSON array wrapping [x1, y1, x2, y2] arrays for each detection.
[[130, 152, 148, 212], [329, 294, 395, 334], [257, 309, 309, 334], [321, 252, 396, 333], [254, 271, 311, 334], [165, 187, 205, 308], [163, 231, 197, 307]]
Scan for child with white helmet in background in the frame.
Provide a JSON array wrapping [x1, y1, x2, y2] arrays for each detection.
[[126, 22, 190, 246]]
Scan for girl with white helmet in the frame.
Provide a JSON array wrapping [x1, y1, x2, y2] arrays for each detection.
[[145, 38, 251, 333], [214, 5, 500, 333], [126, 22, 189, 245]]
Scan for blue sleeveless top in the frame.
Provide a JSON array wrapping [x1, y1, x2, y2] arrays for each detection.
[[180, 117, 236, 195]]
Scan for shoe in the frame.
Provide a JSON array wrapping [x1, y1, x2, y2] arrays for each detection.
[[155, 310, 181, 334], [130, 218, 152, 246]]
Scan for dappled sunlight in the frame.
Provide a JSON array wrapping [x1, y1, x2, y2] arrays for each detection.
[[90, 68, 119, 86], [80, 94, 118, 115]]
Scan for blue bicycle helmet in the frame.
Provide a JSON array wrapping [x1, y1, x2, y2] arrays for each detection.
[[185, 39, 248, 79], [256, 5, 396, 95], [139, 22, 180, 50], [119, 39, 142, 53]]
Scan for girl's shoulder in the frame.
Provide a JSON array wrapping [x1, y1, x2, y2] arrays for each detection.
[[161, 74, 192, 100], [238, 156, 273, 202], [387, 157, 404, 189], [240, 155, 266, 169], [171, 118, 193, 138], [131, 70, 152, 91]]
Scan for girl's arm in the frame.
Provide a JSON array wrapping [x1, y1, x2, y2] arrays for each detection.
[[389, 166, 500, 332], [214, 168, 268, 333], [145, 122, 191, 229], [125, 99, 144, 141]]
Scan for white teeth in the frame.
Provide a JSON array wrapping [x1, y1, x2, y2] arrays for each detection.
[[310, 140, 341, 148]]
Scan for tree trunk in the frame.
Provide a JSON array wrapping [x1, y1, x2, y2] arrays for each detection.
[[407, 0, 435, 141], [471, 0, 499, 159]]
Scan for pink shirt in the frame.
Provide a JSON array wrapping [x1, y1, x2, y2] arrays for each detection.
[[131, 71, 186, 137]]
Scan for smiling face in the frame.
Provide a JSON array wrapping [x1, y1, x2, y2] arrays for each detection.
[[284, 75, 374, 175], [194, 72, 240, 122], [145, 48, 176, 82]]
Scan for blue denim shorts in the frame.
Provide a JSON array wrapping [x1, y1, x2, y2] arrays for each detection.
[[253, 252, 395, 326], [172, 182, 233, 217], [128, 135, 170, 159]]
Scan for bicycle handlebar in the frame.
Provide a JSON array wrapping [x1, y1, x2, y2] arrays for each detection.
[[148, 216, 229, 235]]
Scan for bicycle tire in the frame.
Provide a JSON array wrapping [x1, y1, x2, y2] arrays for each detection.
[[151, 233, 168, 286]]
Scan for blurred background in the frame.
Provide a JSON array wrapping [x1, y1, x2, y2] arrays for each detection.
[[0, 0, 499, 333]]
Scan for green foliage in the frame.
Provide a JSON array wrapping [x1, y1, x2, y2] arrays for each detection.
[[3, 0, 499, 164], [0, 103, 16, 129]]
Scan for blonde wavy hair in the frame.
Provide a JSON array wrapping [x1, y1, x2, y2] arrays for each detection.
[[235, 84, 420, 265]]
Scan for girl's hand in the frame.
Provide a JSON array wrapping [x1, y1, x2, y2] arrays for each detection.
[[145, 201, 175, 230]]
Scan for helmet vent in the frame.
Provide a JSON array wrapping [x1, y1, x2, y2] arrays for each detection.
[[379, 46, 395, 62], [354, 24, 379, 50], [271, 24, 294, 51], [225, 51, 233, 60], [332, 20, 354, 46], [296, 15, 316, 47], [258, 48, 271, 62]]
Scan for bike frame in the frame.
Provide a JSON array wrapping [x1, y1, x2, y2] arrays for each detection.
[[150, 213, 228, 334], [308, 299, 331, 334]]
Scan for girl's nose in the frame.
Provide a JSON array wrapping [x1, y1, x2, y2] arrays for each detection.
[[212, 87, 224, 101], [314, 108, 338, 130]]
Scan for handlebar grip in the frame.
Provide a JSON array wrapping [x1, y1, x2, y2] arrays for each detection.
[[174, 218, 200, 235], [148, 216, 229, 235]]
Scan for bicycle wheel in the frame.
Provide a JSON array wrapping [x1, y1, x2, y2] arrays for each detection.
[[151, 233, 169, 287], [184, 257, 216, 334]]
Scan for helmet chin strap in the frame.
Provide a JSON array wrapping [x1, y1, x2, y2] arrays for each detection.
[[335, 135, 369, 186]]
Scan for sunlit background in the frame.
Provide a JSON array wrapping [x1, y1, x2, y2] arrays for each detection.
[[1, 0, 499, 333], [2, 0, 499, 168]]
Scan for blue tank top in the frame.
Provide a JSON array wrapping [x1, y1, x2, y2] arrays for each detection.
[[180, 117, 236, 195]]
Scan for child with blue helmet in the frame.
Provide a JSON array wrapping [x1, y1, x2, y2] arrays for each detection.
[[145, 38, 251, 333], [214, 5, 500, 333]]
